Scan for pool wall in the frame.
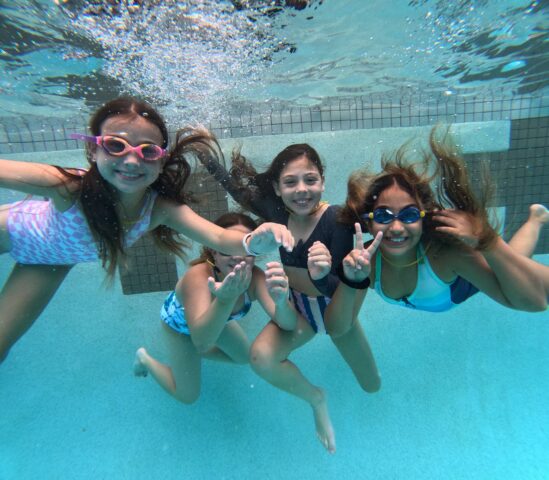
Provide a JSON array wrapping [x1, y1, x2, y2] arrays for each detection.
[[1, 90, 548, 479]]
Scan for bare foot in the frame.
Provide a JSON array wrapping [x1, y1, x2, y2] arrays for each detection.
[[529, 204, 549, 225], [133, 347, 148, 377], [311, 388, 336, 454]]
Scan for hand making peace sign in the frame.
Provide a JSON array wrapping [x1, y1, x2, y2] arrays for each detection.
[[341, 224, 383, 283]]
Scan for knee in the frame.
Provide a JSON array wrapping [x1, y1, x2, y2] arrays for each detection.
[[360, 373, 382, 394], [174, 389, 200, 405], [326, 317, 354, 339], [249, 342, 276, 374]]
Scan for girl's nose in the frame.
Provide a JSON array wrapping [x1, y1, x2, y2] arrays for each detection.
[[122, 152, 141, 167], [388, 220, 405, 232], [296, 180, 307, 192]]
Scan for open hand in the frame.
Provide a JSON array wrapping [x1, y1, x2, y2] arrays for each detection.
[[432, 209, 483, 248], [207, 261, 252, 301], [248, 222, 295, 254]]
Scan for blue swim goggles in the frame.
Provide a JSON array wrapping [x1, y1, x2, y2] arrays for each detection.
[[364, 206, 425, 224]]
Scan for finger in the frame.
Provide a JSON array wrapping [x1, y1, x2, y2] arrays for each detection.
[[435, 226, 460, 236], [366, 231, 383, 255], [222, 272, 236, 285], [308, 254, 331, 264], [311, 261, 331, 269], [308, 243, 329, 255], [342, 255, 357, 269], [207, 277, 216, 293], [285, 230, 295, 251], [432, 215, 460, 227], [354, 223, 364, 250]]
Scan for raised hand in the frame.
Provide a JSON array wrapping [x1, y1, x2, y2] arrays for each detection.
[[307, 241, 332, 281], [432, 209, 483, 248], [207, 261, 252, 301], [265, 261, 290, 305], [342, 223, 383, 283], [247, 222, 295, 254]]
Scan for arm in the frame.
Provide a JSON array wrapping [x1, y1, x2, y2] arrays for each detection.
[[178, 261, 251, 353], [307, 209, 355, 297], [154, 200, 294, 256], [198, 151, 280, 220], [252, 262, 298, 331], [475, 239, 547, 311], [434, 210, 547, 311], [0, 159, 77, 205], [307, 241, 339, 297], [325, 226, 383, 334]]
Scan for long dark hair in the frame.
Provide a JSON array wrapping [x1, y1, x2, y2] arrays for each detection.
[[228, 143, 325, 218], [56, 97, 223, 277], [340, 127, 497, 250], [190, 212, 258, 266]]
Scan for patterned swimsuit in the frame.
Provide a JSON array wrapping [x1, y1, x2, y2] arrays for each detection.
[[7, 191, 157, 265]]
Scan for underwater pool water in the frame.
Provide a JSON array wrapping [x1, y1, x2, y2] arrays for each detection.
[[0, 129, 548, 479], [1, 1, 548, 479]]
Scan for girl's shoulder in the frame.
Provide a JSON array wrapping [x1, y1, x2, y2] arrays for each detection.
[[177, 261, 213, 291], [427, 241, 474, 279]]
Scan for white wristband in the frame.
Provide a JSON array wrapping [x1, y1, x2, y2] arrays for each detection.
[[242, 232, 259, 256]]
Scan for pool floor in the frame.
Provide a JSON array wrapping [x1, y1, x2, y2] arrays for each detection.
[[1, 254, 548, 480]]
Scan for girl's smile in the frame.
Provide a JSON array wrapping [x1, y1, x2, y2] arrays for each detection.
[[95, 115, 165, 197], [273, 156, 325, 216], [369, 184, 423, 262]]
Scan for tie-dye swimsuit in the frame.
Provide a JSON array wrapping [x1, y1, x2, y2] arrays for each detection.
[[6, 191, 157, 265]]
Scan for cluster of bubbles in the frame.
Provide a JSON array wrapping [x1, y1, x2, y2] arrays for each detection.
[[1, 0, 545, 127], [56, 1, 300, 127]]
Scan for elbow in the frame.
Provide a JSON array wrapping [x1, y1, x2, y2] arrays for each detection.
[[508, 296, 547, 313], [502, 278, 548, 312], [526, 298, 548, 312]]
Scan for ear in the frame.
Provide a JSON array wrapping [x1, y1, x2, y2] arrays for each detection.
[[272, 180, 281, 197]]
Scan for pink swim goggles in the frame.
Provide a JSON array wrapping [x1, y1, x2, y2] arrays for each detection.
[[70, 133, 167, 162]]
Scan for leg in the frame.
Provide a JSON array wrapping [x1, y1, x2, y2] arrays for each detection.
[[0, 263, 73, 364], [330, 319, 381, 393], [508, 204, 549, 257], [203, 320, 250, 364], [250, 316, 336, 453], [324, 288, 381, 392], [134, 321, 202, 404]]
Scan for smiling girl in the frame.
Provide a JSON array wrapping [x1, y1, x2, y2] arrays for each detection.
[[338, 127, 548, 313], [200, 144, 381, 453], [134, 212, 297, 404], [0, 97, 293, 365]]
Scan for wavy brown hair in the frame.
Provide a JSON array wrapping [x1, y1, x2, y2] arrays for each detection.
[[55, 97, 223, 277], [340, 127, 497, 250], [227, 143, 325, 218]]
